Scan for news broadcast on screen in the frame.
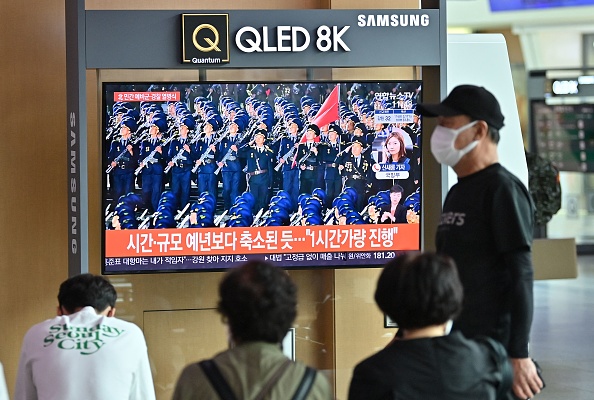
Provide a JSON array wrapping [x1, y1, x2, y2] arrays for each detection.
[[102, 81, 422, 273]]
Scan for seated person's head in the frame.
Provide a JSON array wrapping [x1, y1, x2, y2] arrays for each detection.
[[375, 252, 462, 330], [218, 260, 297, 344], [57, 273, 117, 316]]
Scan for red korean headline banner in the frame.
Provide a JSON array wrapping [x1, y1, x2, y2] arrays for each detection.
[[105, 224, 420, 257]]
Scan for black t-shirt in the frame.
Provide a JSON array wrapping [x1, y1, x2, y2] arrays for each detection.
[[436, 163, 534, 357], [348, 331, 511, 400]]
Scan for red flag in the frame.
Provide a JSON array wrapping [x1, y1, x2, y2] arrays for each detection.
[[291, 86, 339, 168], [312, 85, 340, 128]]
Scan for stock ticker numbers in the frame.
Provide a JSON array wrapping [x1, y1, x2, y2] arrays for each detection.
[[533, 102, 594, 172]]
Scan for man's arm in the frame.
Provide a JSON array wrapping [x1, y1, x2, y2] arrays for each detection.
[[504, 249, 533, 358], [14, 338, 37, 400], [129, 331, 156, 400], [503, 249, 543, 398]]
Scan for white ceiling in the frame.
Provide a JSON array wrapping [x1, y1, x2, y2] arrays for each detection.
[[447, 0, 594, 30]]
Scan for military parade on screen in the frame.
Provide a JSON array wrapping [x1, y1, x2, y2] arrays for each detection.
[[104, 83, 422, 230]]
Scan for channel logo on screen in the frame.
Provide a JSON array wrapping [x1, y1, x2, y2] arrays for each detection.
[[182, 14, 230, 65]]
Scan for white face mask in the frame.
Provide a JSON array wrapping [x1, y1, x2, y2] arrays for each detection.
[[430, 120, 478, 167]]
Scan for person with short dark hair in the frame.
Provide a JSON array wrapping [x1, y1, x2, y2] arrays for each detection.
[[349, 252, 512, 400], [172, 261, 331, 400], [379, 184, 407, 224], [15, 274, 155, 400], [417, 84, 543, 399]]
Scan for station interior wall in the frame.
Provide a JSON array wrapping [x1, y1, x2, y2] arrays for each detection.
[[3, 0, 584, 398], [0, 1, 442, 400]]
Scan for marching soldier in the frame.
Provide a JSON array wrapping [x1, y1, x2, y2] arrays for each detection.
[[341, 112, 358, 139], [319, 123, 344, 207], [296, 124, 321, 196], [276, 116, 302, 210], [137, 115, 167, 212], [107, 116, 138, 205], [167, 116, 197, 211], [345, 122, 375, 148], [217, 117, 245, 210], [337, 139, 373, 211], [194, 115, 221, 198], [238, 129, 275, 213]]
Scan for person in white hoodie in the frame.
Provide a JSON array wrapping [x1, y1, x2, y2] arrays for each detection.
[[14, 274, 155, 400]]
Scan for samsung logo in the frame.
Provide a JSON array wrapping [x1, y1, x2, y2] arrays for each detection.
[[357, 14, 430, 27], [69, 111, 78, 255]]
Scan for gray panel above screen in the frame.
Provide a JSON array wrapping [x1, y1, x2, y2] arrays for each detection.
[[85, 10, 440, 69]]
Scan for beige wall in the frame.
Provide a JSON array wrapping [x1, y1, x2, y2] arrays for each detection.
[[0, 0, 68, 395], [0, 1, 432, 399]]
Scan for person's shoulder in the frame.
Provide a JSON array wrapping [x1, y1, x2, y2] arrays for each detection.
[[273, 359, 331, 400], [490, 164, 531, 196], [106, 316, 144, 334], [23, 315, 63, 339], [352, 343, 401, 373], [296, 363, 332, 400], [177, 360, 203, 378], [436, 332, 499, 365], [493, 163, 523, 181], [172, 361, 208, 400]]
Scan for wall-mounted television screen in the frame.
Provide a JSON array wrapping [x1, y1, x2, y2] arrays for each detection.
[[102, 81, 422, 273]]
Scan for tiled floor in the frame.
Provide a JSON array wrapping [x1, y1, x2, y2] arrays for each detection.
[[530, 255, 594, 399]]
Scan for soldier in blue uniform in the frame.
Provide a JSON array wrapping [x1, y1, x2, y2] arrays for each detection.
[[194, 115, 221, 198], [346, 122, 375, 148], [320, 123, 344, 207], [296, 124, 321, 196], [238, 129, 274, 213], [341, 112, 358, 139], [137, 115, 167, 213], [337, 138, 373, 211], [217, 117, 245, 210], [276, 116, 302, 211], [107, 116, 138, 205], [167, 116, 197, 211]]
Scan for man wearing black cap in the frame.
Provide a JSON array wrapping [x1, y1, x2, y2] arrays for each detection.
[[417, 84, 543, 399]]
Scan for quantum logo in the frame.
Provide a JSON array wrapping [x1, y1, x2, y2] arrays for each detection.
[[182, 14, 230, 64]]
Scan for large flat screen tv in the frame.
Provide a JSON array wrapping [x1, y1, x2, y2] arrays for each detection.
[[102, 81, 422, 273]]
